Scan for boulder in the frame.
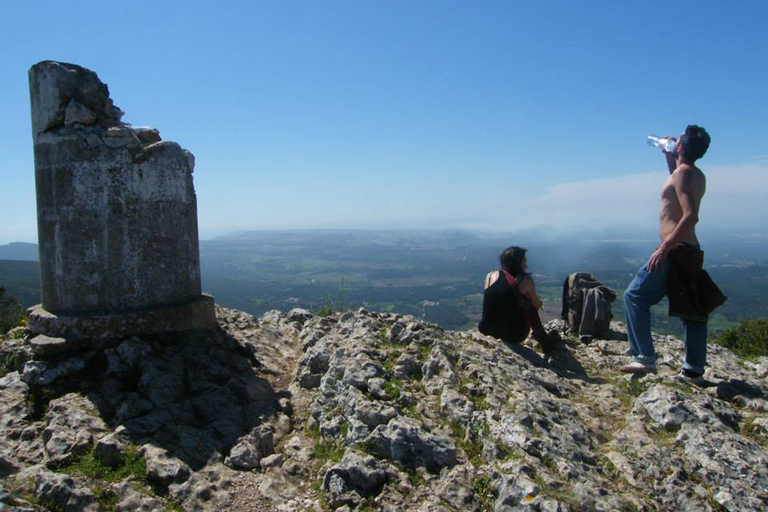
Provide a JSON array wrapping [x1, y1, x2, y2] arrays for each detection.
[[365, 417, 458, 473]]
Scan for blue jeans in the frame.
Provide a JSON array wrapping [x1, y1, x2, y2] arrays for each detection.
[[624, 258, 708, 374]]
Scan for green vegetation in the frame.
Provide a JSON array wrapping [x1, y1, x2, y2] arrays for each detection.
[[314, 438, 345, 464], [92, 484, 120, 511], [529, 467, 578, 506], [402, 402, 425, 423], [315, 277, 347, 317], [714, 319, 768, 359], [165, 500, 186, 512], [381, 379, 402, 400], [59, 445, 147, 483], [0, 286, 26, 335], [25, 385, 53, 421], [612, 377, 651, 409], [646, 425, 678, 446], [304, 413, 321, 438], [404, 467, 424, 488], [472, 474, 493, 511], [0, 350, 15, 378], [741, 417, 768, 447], [449, 422, 485, 466]]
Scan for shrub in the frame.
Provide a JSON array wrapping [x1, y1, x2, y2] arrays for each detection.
[[714, 319, 768, 359], [0, 286, 26, 335]]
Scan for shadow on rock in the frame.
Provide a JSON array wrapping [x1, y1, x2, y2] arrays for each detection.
[[84, 328, 279, 476]]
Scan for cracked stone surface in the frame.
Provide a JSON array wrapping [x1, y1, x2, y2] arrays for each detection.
[[2, 307, 767, 511]]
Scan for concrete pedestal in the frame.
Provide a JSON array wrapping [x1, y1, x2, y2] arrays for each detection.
[[28, 61, 217, 338]]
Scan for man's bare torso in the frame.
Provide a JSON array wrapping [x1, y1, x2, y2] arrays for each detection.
[[659, 164, 706, 245]]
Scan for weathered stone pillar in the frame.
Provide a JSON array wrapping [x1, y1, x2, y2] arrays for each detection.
[[26, 61, 216, 338]]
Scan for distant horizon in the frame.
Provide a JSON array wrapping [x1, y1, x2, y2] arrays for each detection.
[[2, 225, 767, 249]]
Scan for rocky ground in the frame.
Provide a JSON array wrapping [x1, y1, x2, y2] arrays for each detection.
[[1, 306, 767, 511]]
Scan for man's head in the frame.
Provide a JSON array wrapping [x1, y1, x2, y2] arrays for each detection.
[[677, 125, 710, 162]]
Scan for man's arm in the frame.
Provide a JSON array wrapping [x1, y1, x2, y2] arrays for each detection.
[[662, 136, 678, 174], [647, 167, 702, 272], [664, 151, 677, 174]]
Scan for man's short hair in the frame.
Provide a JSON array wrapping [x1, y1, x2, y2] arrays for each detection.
[[679, 125, 710, 161]]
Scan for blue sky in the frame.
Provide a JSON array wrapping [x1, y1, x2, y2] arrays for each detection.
[[1, 0, 766, 243]]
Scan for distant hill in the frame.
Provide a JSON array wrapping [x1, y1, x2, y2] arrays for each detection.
[[0, 242, 38, 262]]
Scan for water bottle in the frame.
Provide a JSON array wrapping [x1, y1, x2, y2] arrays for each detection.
[[647, 135, 677, 152]]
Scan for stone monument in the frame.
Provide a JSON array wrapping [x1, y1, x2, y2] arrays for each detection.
[[26, 61, 216, 339]]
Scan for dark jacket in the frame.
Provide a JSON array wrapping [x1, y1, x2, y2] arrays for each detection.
[[667, 245, 727, 322]]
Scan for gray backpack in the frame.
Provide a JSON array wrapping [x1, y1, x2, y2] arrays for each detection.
[[561, 272, 616, 340]]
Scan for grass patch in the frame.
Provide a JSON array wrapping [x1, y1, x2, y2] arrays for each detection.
[[315, 306, 336, 318], [382, 379, 402, 400], [314, 438, 345, 464], [496, 441, 522, 461], [472, 474, 493, 511], [531, 473, 578, 506], [646, 425, 678, 446], [714, 319, 768, 359], [402, 402, 425, 423], [405, 467, 424, 488], [92, 484, 119, 511], [165, 499, 186, 512], [355, 440, 382, 460], [450, 422, 485, 466], [26, 385, 53, 421], [612, 377, 651, 409], [0, 350, 15, 378], [416, 341, 432, 361], [305, 413, 320, 438], [741, 417, 768, 447], [60, 445, 147, 483]]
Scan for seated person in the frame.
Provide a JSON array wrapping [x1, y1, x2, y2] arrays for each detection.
[[479, 246, 558, 351]]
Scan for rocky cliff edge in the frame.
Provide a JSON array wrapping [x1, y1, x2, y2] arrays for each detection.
[[1, 306, 767, 511]]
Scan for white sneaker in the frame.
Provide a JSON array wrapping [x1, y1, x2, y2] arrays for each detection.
[[618, 361, 657, 374]]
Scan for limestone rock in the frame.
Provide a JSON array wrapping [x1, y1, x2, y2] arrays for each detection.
[[22, 357, 86, 386], [133, 126, 162, 145], [323, 450, 391, 506], [28, 334, 82, 357], [43, 394, 108, 466], [64, 100, 97, 125], [111, 481, 164, 512], [94, 432, 127, 466], [366, 417, 458, 473], [33, 471, 98, 512], [28, 61, 121, 134], [142, 444, 191, 487]]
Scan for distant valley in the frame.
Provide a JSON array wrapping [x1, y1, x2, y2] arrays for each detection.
[[1, 230, 766, 336]]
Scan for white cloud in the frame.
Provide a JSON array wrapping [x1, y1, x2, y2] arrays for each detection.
[[512, 163, 768, 235]]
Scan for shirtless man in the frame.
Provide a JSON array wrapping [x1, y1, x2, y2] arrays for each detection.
[[619, 125, 711, 381]]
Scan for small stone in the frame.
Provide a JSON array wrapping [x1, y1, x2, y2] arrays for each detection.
[[133, 126, 162, 145], [29, 334, 81, 357], [34, 471, 98, 512], [64, 100, 97, 125], [260, 453, 284, 469], [224, 436, 262, 470], [94, 432, 126, 466], [141, 444, 191, 487]]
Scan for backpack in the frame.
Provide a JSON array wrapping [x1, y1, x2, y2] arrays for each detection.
[[561, 272, 616, 339]]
